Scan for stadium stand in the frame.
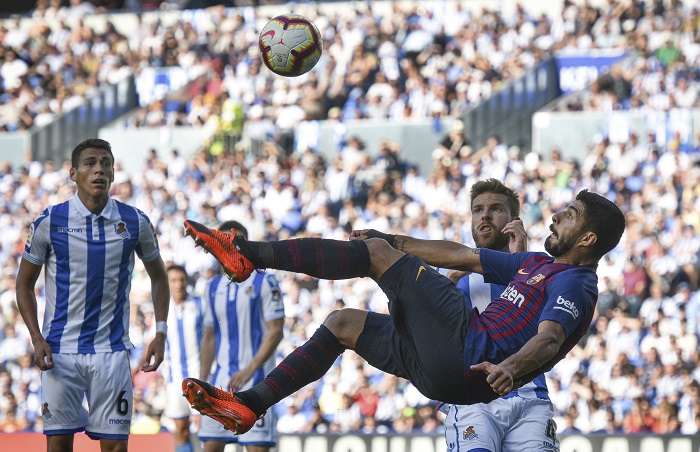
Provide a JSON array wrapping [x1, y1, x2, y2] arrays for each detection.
[[1, 120, 699, 434], [1, 0, 699, 442]]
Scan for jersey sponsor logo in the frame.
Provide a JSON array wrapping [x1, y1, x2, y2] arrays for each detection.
[[108, 418, 131, 425], [500, 284, 525, 308], [527, 273, 545, 285], [114, 221, 131, 239], [554, 295, 579, 318], [517, 268, 529, 275], [53, 226, 85, 233], [462, 425, 478, 440], [416, 265, 426, 281]]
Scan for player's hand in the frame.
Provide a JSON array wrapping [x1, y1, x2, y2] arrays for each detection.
[[31, 336, 54, 370], [502, 218, 527, 253], [228, 367, 255, 392], [470, 362, 514, 396], [140, 333, 165, 372], [349, 229, 395, 246], [447, 270, 467, 284]]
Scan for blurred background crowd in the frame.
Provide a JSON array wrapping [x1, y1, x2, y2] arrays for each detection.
[[5, 0, 698, 132], [1, 0, 700, 441], [0, 121, 698, 435]]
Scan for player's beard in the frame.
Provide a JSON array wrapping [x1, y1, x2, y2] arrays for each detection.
[[544, 232, 576, 257], [473, 226, 509, 250]]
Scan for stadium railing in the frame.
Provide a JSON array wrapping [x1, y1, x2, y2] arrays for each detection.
[[462, 57, 561, 152], [532, 108, 700, 161], [29, 74, 138, 164]]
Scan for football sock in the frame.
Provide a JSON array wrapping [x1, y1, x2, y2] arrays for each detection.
[[237, 238, 370, 279], [236, 325, 345, 416]]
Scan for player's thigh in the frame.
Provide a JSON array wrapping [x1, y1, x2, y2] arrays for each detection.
[[99, 438, 128, 452], [502, 400, 559, 452], [202, 439, 228, 452], [85, 351, 132, 439], [165, 381, 192, 420], [379, 255, 470, 398], [42, 353, 89, 434], [47, 434, 75, 452], [239, 409, 277, 449], [354, 312, 414, 379], [444, 403, 503, 452]]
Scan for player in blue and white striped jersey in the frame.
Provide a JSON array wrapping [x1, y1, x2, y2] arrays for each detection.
[[163, 264, 204, 452], [443, 179, 559, 452], [198, 221, 284, 452], [16, 139, 169, 452]]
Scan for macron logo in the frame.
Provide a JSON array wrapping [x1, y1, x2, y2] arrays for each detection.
[[554, 296, 579, 319]]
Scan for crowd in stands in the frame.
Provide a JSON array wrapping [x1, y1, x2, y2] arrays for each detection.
[[0, 112, 699, 435], [1, 0, 700, 441], [558, 2, 700, 111], [5, 0, 695, 132], [129, 0, 698, 129]]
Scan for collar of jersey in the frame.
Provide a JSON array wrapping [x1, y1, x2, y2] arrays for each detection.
[[71, 195, 119, 220]]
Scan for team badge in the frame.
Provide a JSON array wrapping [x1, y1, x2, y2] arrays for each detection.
[[527, 273, 545, 285], [114, 221, 131, 239], [463, 425, 478, 440], [42, 403, 52, 420]]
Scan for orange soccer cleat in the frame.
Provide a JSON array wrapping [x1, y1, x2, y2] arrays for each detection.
[[183, 219, 255, 282], [182, 378, 258, 435]]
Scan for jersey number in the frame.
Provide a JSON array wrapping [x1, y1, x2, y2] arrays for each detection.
[[116, 391, 129, 416]]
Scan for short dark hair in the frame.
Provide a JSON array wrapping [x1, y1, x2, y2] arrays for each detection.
[[470, 178, 520, 218], [219, 220, 248, 239], [166, 264, 188, 276], [576, 190, 625, 260], [71, 138, 113, 168]]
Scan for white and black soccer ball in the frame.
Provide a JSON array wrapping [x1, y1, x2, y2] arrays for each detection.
[[258, 14, 322, 77]]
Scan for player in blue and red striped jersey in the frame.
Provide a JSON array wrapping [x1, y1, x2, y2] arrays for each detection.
[[180, 189, 625, 436]]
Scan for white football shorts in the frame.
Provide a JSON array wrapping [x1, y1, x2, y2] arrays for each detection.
[[444, 397, 559, 452], [198, 371, 277, 446], [165, 381, 194, 419], [41, 351, 133, 440]]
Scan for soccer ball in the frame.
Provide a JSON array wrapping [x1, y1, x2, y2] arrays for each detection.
[[259, 14, 322, 77]]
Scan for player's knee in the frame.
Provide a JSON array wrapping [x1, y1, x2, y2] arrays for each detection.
[[323, 309, 364, 348], [364, 237, 391, 258]]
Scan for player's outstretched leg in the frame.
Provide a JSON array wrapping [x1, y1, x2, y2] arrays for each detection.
[[184, 219, 374, 281], [183, 309, 368, 434]]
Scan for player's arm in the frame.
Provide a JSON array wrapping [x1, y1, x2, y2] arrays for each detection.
[[472, 321, 565, 395], [350, 229, 483, 273], [16, 259, 53, 370], [140, 256, 169, 372], [199, 325, 216, 381], [228, 318, 284, 392]]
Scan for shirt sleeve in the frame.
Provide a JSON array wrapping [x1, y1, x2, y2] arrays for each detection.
[[538, 271, 594, 337], [479, 249, 531, 285], [136, 210, 160, 262], [261, 272, 285, 321], [455, 275, 470, 298], [22, 209, 51, 266]]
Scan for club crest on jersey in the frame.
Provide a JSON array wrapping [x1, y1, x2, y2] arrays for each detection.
[[527, 273, 545, 285], [114, 221, 131, 239], [463, 425, 478, 440]]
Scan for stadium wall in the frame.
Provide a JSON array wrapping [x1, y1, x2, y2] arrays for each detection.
[[1, 433, 699, 452], [532, 109, 700, 161]]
